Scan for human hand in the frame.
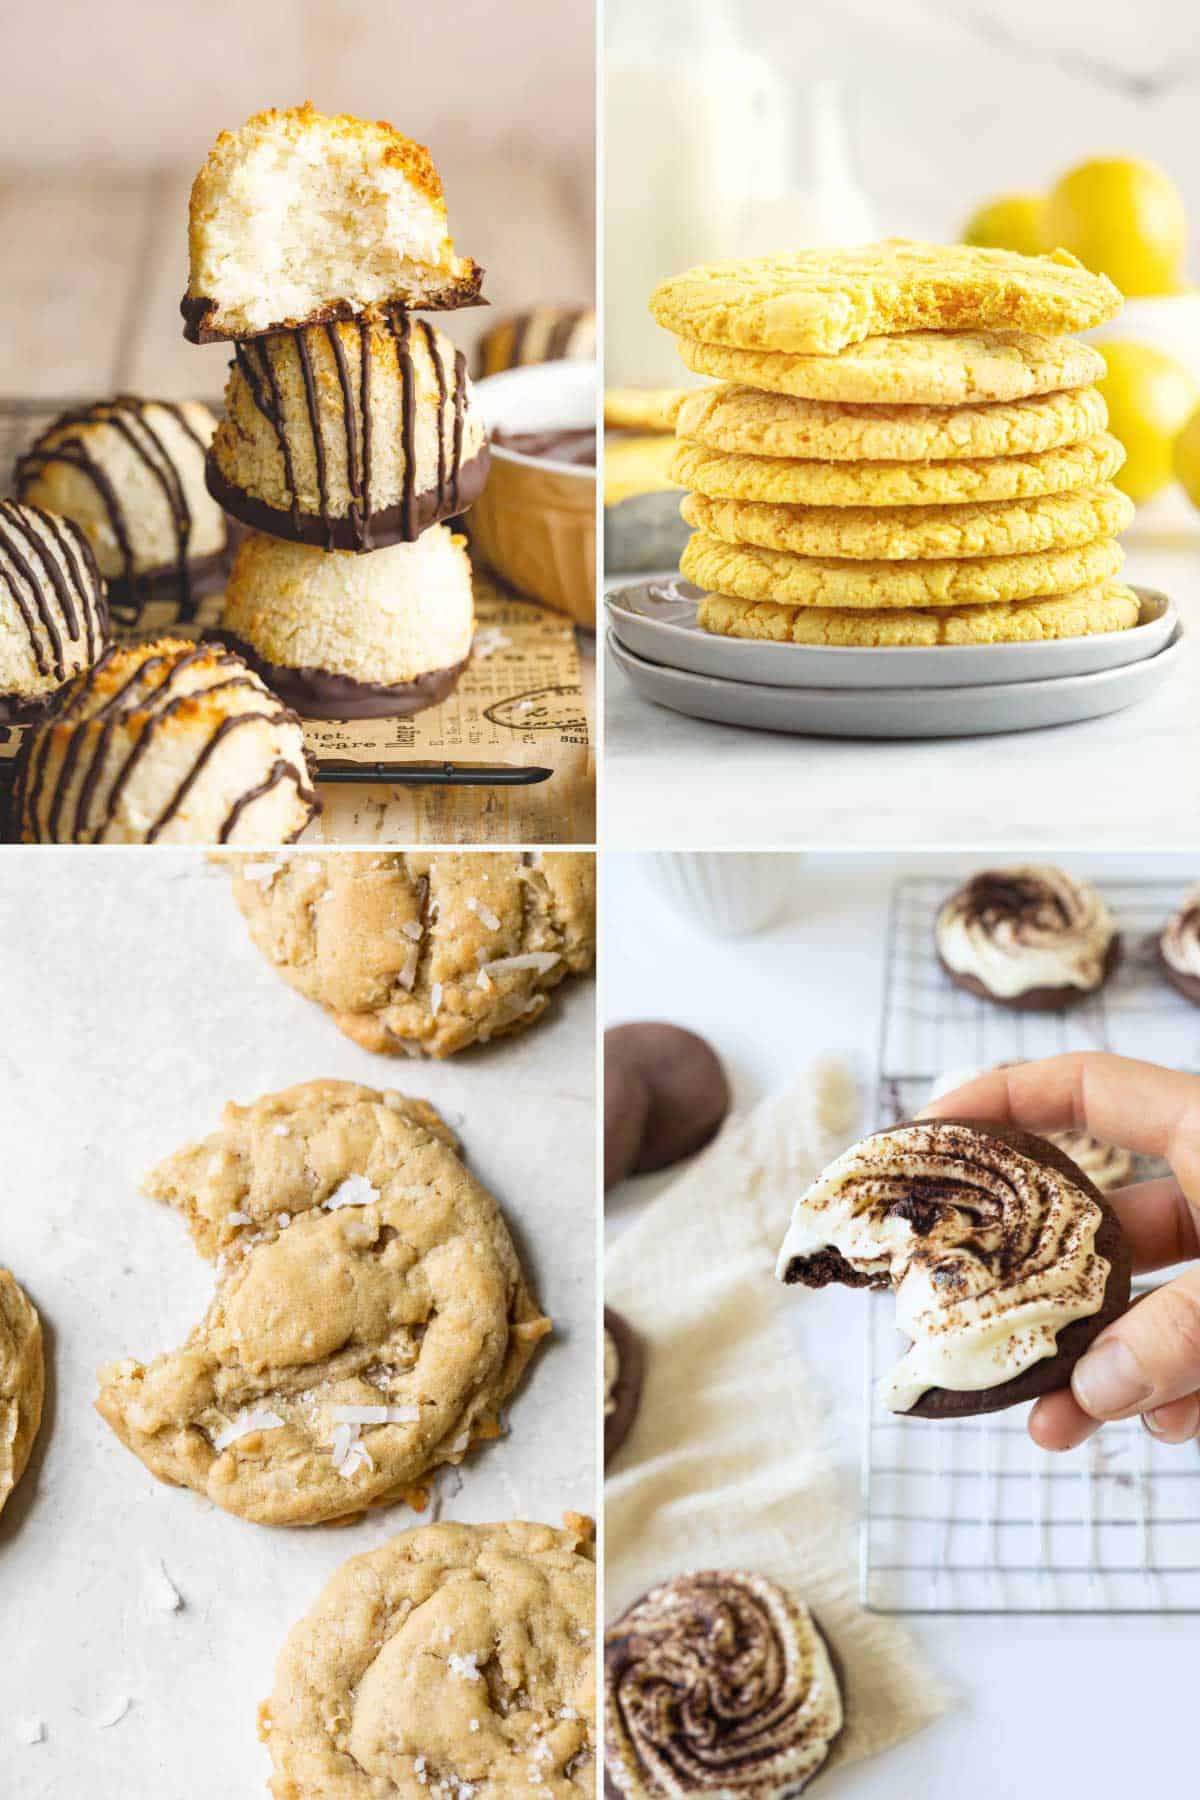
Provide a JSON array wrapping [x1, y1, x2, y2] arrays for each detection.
[[921, 1052, 1200, 1449]]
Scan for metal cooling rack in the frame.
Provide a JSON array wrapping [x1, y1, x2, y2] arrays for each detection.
[[861, 874, 1200, 1614]]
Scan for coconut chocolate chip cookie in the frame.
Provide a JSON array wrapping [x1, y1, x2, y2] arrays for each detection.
[[605, 1570, 843, 1797], [260, 1516, 596, 1798], [95, 1081, 550, 1525], [776, 1118, 1131, 1418], [224, 851, 596, 1058], [1, 1269, 44, 1516]]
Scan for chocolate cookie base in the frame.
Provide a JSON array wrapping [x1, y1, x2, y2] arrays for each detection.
[[208, 631, 469, 721], [604, 1307, 645, 1469], [107, 544, 232, 630], [181, 274, 487, 344], [782, 1118, 1132, 1421], [205, 448, 490, 553], [1158, 940, 1200, 1009], [0, 687, 73, 727], [937, 932, 1121, 1012], [604, 1023, 730, 1184]]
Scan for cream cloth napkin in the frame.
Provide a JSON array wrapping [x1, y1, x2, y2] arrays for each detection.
[[605, 1060, 953, 1786]]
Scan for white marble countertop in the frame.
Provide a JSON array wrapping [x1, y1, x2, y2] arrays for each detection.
[[0, 851, 596, 1798], [605, 535, 1200, 848], [604, 850, 1196, 1797]]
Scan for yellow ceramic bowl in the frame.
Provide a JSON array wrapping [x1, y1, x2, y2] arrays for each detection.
[[467, 360, 597, 627]]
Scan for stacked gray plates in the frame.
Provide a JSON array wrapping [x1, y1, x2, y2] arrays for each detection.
[[605, 579, 1182, 739]]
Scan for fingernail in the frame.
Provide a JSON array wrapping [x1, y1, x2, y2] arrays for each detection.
[[1144, 1397, 1200, 1441], [1071, 1338, 1153, 1418]]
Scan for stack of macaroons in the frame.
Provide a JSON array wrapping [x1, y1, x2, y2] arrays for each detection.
[[650, 241, 1142, 650], [13, 638, 318, 845], [0, 501, 110, 724], [186, 104, 489, 720], [15, 397, 229, 629]]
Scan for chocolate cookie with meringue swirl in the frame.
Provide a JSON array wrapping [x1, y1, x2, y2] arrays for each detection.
[[1159, 890, 1200, 1008], [605, 1569, 844, 1798], [936, 866, 1119, 1010], [777, 1119, 1131, 1419]]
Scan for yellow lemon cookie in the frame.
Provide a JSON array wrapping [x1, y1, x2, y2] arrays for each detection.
[[649, 240, 1121, 356], [670, 433, 1126, 509], [680, 484, 1134, 562], [605, 434, 682, 506], [680, 529, 1124, 610], [674, 330, 1105, 406], [697, 582, 1141, 646], [674, 383, 1107, 463], [604, 388, 689, 432]]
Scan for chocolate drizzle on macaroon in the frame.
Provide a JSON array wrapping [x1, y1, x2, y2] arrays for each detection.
[[605, 1570, 843, 1798], [215, 311, 487, 552], [0, 501, 108, 714], [15, 397, 225, 626]]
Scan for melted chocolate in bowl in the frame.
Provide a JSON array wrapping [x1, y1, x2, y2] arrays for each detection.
[[491, 425, 597, 468]]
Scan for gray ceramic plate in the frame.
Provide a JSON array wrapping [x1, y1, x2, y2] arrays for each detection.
[[608, 624, 1184, 739], [605, 579, 1177, 691]]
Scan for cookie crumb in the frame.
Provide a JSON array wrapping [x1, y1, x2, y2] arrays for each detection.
[[14, 1717, 45, 1745], [94, 1696, 131, 1730], [148, 1558, 183, 1613]]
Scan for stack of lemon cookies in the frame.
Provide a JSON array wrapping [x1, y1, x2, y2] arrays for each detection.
[[649, 242, 1138, 649]]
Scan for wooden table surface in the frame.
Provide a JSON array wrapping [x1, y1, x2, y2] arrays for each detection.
[[0, 161, 596, 845]]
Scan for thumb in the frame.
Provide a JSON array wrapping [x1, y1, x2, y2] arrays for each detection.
[[1072, 1267, 1200, 1421]]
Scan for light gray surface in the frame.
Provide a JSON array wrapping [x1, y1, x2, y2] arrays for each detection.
[[608, 623, 1184, 738], [604, 849, 1197, 1798], [607, 580, 1178, 689], [0, 851, 595, 1798], [605, 541, 1200, 845]]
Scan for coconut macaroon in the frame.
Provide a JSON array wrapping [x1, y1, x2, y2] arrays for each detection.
[[14, 638, 319, 845], [0, 501, 110, 723], [208, 314, 488, 552], [182, 103, 484, 343], [15, 397, 230, 628], [219, 526, 474, 719]]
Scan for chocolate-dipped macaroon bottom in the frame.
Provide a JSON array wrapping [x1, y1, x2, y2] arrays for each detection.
[[208, 631, 469, 722], [206, 446, 490, 554], [782, 1118, 1132, 1420], [106, 544, 232, 631], [937, 932, 1121, 1013]]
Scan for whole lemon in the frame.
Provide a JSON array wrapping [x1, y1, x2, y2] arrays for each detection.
[[1045, 156, 1187, 296], [962, 192, 1047, 257], [1098, 338, 1200, 503], [1173, 403, 1200, 511]]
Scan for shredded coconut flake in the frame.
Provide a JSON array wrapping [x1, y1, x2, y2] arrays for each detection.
[[481, 953, 561, 977], [325, 1174, 379, 1211], [466, 896, 502, 932], [147, 1558, 183, 1613], [213, 1408, 285, 1452], [397, 943, 420, 991], [94, 1696, 131, 1729], [430, 981, 443, 1017], [448, 1652, 480, 1682], [469, 1718, 480, 1732], [332, 1404, 420, 1425], [401, 919, 423, 940], [272, 1124, 291, 1138], [242, 860, 281, 887], [226, 1209, 251, 1226], [277, 1212, 291, 1229]]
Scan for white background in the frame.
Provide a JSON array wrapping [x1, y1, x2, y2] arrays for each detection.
[[604, 849, 1197, 1796], [0, 850, 596, 1799]]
